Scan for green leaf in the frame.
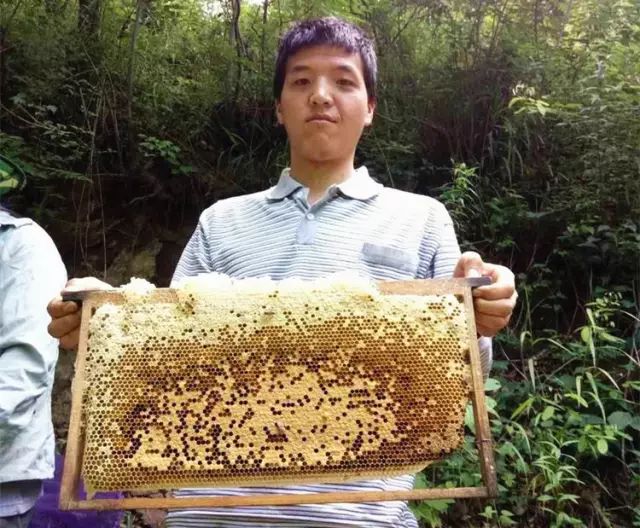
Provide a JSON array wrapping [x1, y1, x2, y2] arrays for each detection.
[[624, 380, 640, 392], [511, 397, 534, 419], [608, 411, 633, 429], [596, 439, 608, 455], [464, 403, 475, 430], [541, 406, 555, 421], [578, 436, 588, 453], [629, 416, 640, 432], [558, 493, 580, 504], [427, 500, 453, 512], [499, 511, 516, 525], [599, 331, 624, 344], [576, 375, 583, 399], [536, 101, 548, 116], [502, 471, 516, 487], [484, 378, 501, 391], [486, 396, 498, 415], [508, 96, 527, 108], [566, 392, 588, 408], [413, 472, 427, 489], [0, 177, 19, 189]]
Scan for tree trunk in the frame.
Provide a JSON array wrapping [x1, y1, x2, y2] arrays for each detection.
[[558, 0, 574, 43], [127, 0, 147, 125], [0, 0, 23, 127], [229, 0, 245, 102], [0, 26, 6, 126], [78, 0, 101, 35], [44, 0, 69, 15], [260, 0, 268, 76]]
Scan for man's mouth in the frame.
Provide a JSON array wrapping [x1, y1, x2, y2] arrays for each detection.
[[307, 115, 336, 123]]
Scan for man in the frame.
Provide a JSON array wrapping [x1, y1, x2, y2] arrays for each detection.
[[0, 206, 67, 528], [48, 17, 516, 528]]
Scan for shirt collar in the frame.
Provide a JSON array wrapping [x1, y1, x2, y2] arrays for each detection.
[[266, 168, 303, 200], [266, 166, 382, 201], [0, 208, 30, 228]]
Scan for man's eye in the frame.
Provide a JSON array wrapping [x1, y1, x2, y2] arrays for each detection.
[[337, 79, 355, 86], [293, 78, 309, 86]]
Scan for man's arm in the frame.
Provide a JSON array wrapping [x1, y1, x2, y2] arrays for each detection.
[[172, 215, 214, 284], [0, 223, 66, 442]]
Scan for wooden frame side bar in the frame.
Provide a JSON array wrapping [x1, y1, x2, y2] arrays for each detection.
[[463, 287, 498, 498], [60, 300, 94, 509]]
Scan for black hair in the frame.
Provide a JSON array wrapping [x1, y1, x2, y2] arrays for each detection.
[[273, 17, 377, 102]]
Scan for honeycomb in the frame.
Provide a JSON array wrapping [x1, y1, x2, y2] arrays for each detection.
[[80, 276, 472, 494]]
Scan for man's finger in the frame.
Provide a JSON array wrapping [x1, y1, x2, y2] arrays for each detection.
[[59, 328, 80, 351], [473, 297, 516, 318], [453, 251, 485, 279], [47, 298, 79, 318], [473, 284, 517, 301], [48, 312, 81, 339], [476, 314, 511, 337]]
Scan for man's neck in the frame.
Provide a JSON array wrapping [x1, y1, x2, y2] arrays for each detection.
[[289, 156, 355, 205]]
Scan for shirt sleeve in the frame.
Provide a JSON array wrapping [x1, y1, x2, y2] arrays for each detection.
[[428, 203, 461, 279], [424, 202, 493, 377], [0, 222, 67, 443], [172, 213, 215, 284]]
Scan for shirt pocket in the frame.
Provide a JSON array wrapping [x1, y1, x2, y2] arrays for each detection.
[[361, 243, 419, 276]]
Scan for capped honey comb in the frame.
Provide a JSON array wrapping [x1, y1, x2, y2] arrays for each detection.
[[79, 276, 472, 494]]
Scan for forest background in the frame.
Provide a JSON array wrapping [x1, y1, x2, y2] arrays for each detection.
[[0, 0, 639, 526]]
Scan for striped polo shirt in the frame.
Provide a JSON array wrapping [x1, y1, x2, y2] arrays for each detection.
[[169, 166, 490, 528]]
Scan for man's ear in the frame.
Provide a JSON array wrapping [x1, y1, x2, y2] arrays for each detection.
[[364, 99, 376, 126], [275, 99, 283, 125]]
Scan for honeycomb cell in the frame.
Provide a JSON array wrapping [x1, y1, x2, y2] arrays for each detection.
[[79, 278, 473, 494]]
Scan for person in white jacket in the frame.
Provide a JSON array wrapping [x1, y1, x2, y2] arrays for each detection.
[[0, 206, 67, 528]]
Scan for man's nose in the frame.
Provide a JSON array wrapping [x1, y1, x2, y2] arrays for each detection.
[[309, 79, 332, 106]]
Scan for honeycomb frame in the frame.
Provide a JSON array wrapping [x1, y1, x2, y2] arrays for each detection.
[[60, 278, 497, 510]]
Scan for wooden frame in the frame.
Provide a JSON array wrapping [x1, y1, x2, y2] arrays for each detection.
[[60, 278, 497, 510]]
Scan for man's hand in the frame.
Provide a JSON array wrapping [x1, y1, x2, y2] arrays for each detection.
[[47, 277, 112, 350], [453, 251, 517, 337]]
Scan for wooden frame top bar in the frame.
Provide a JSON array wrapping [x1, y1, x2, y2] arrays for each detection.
[[60, 277, 492, 303]]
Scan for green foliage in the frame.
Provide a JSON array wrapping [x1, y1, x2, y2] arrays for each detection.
[[414, 291, 639, 527], [438, 162, 481, 232], [138, 134, 193, 176], [0, 155, 24, 196]]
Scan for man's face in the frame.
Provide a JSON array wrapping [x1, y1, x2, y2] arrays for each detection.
[[276, 45, 375, 165]]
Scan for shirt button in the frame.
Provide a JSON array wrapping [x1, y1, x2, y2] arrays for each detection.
[[306, 213, 315, 220]]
